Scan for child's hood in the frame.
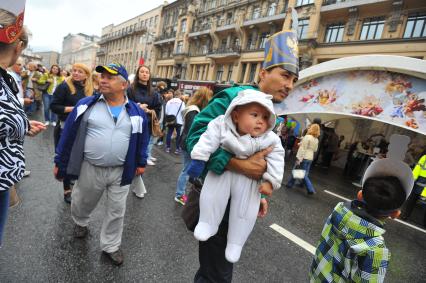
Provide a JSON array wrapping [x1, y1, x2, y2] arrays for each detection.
[[224, 89, 276, 135], [329, 202, 386, 241]]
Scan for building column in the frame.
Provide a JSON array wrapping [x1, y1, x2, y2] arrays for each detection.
[[243, 63, 251, 83], [191, 64, 197, 80], [254, 62, 261, 83]]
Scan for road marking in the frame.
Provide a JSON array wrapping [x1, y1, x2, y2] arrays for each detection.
[[324, 190, 426, 234], [270, 224, 315, 255]]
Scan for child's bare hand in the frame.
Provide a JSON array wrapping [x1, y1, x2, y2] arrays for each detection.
[[259, 181, 273, 196]]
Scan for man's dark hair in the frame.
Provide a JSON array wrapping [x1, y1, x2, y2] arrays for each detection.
[[363, 176, 406, 213], [313, 118, 322, 125]]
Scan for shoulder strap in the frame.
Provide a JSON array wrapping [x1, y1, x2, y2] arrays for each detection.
[[176, 101, 183, 116]]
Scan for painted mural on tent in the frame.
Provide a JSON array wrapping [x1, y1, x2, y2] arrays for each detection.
[[274, 70, 426, 135]]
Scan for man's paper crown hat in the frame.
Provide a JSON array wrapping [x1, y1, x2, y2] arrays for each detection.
[[0, 0, 26, 44], [263, 7, 299, 77]]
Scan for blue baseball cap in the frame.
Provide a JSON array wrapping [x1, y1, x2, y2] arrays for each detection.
[[96, 62, 128, 81]]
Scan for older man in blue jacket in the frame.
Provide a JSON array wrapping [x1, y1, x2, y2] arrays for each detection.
[[54, 63, 149, 265]]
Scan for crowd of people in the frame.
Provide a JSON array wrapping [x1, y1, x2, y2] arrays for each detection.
[[1, 2, 425, 283]]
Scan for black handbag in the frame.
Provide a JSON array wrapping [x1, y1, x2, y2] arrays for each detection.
[[165, 102, 183, 127], [181, 178, 203, 232]]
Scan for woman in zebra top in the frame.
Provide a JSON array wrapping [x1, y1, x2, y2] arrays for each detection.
[[0, 5, 46, 247]]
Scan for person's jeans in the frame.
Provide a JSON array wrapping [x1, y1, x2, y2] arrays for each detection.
[[175, 150, 191, 197], [147, 134, 154, 159], [166, 124, 182, 150], [287, 159, 315, 193], [42, 92, 57, 122], [0, 190, 10, 247]]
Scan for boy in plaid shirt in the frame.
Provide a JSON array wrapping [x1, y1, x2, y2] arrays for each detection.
[[310, 157, 414, 283]]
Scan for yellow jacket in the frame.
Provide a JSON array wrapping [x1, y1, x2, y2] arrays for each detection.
[[413, 155, 426, 197]]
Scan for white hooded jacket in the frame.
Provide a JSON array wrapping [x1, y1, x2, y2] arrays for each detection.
[[191, 89, 285, 189]]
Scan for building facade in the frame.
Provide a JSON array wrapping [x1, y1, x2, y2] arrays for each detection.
[[34, 51, 60, 69], [59, 33, 100, 70], [97, 5, 163, 75], [153, 0, 426, 83]]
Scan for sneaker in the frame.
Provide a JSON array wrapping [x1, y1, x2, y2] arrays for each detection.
[[149, 157, 157, 162], [73, 224, 88, 238], [174, 149, 181, 154], [51, 121, 57, 127], [23, 170, 31, 177], [147, 159, 156, 166], [165, 147, 171, 153], [182, 194, 188, 203], [133, 191, 145, 199], [174, 196, 185, 205], [103, 249, 124, 266], [44, 121, 50, 126], [157, 141, 163, 146], [64, 192, 72, 204]]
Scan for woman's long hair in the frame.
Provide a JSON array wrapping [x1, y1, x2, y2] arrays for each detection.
[[49, 64, 61, 77], [131, 65, 152, 95], [65, 63, 93, 96], [307, 124, 321, 138], [187, 87, 213, 110]]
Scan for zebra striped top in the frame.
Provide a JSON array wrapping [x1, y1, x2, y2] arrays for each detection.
[[0, 67, 30, 191]]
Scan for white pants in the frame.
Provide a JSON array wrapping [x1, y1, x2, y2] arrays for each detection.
[[197, 170, 261, 260], [71, 160, 130, 253]]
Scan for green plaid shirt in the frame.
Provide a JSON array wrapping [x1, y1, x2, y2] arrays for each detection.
[[310, 201, 389, 283]]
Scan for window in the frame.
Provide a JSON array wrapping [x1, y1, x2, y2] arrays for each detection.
[[196, 65, 201, 79], [298, 19, 309, 39], [248, 63, 258, 83], [216, 64, 224, 81], [211, 0, 217, 9], [220, 39, 227, 49], [227, 64, 233, 82], [155, 16, 159, 25], [240, 63, 247, 82], [268, 2, 277, 16], [296, 0, 314, 6], [181, 19, 187, 33], [324, 23, 345, 43], [360, 17, 385, 40], [259, 32, 269, 48], [176, 41, 183, 53], [252, 6, 261, 19], [403, 13, 426, 38]]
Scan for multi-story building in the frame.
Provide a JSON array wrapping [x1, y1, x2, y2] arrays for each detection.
[[153, 0, 426, 84], [59, 33, 100, 70], [34, 51, 60, 69], [97, 5, 163, 75]]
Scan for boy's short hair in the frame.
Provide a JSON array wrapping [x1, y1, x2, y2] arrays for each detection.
[[363, 176, 406, 213]]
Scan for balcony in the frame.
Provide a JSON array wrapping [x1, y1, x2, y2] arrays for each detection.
[[173, 51, 189, 62], [189, 23, 212, 37], [207, 46, 241, 59], [243, 4, 286, 27], [99, 25, 148, 44], [243, 45, 265, 52], [321, 0, 389, 12], [189, 49, 211, 57], [96, 48, 106, 57], [216, 18, 237, 32], [154, 31, 177, 45]]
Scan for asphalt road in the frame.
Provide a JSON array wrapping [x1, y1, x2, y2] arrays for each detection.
[[0, 120, 425, 282]]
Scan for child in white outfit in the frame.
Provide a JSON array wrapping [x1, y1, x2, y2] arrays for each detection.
[[187, 89, 285, 263]]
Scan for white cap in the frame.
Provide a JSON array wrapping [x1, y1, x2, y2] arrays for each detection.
[[362, 158, 414, 199]]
